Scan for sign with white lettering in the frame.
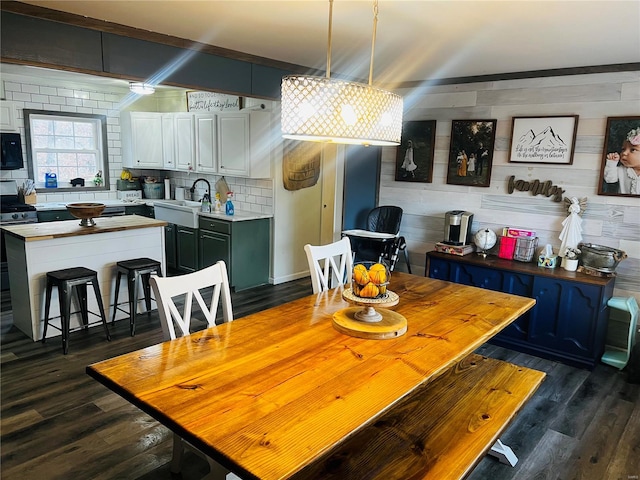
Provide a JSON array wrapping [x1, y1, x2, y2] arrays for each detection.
[[508, 115, 578, 165], [186, 91, 241, 112]]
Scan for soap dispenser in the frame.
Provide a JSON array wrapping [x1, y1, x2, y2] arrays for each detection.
[[214, 192, 222, 213], [225, 191, 234, 216], [201, 193, 211, 213]]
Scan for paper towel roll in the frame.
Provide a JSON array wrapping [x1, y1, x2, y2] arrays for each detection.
[[164, 179, 171, 199]]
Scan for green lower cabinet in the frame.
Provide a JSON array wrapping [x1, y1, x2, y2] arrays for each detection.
[[199, 217, 270, 291], [176, 226, 199, 272], [164, 223, 177, 270], [37, 210, 75, 222]]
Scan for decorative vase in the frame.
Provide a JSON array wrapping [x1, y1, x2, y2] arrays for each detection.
[[563, 258, 578, 272]]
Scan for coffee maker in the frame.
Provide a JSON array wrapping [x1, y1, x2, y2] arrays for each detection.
[[443, 210, 474, 245]]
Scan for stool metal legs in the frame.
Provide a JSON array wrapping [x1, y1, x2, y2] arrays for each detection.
[[42, 273, 111, 355], [112, 265, 160, 336]]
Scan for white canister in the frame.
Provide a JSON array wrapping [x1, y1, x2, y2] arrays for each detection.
[[175, 187, 185, 200]]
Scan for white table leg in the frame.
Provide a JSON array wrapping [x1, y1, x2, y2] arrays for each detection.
[[488, 438, 518, 466]]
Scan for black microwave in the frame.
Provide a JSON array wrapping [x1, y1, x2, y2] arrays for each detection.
[[1, 133, 24, 170]]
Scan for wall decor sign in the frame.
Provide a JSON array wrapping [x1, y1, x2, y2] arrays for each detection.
[[597, 115, 640, 197], [282, 140, 322, 191], [508, 115, 578, 165], [395, 120, 436, 183], [186, 91, 241, 112], [446, 119, 497, 187], [506, 175, 565, 202]]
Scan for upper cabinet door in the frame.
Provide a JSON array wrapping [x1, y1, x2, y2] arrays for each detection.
[[218, 111, 271, 178], [0, 101, 19, 132], [121, 112, 164, 169], [195, 114, 218, 174], [174, 113, 196, 172], [218, 113, 249, 177], [162, 114, 175, 170]]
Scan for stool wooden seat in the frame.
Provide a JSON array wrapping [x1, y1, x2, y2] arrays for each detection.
[[112, 258, 162, 336], [42, 266, 111, 355]]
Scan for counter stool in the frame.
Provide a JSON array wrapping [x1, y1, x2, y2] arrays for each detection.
[[112, 258, 162, 336], [42, 266, 111, 355]]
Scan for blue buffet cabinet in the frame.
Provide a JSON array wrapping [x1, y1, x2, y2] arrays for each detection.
[[426, 251, 615, 369]]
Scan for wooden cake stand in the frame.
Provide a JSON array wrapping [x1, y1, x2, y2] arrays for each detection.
[[333, 288, 407, 340]]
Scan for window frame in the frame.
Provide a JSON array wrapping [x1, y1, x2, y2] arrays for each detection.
[[24, 109, 110, 192]]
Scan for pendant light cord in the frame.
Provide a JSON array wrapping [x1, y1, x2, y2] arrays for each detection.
[[326, 0, 333, 79], [369, 0, 378, 86]]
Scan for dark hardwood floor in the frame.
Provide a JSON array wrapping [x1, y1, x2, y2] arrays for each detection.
[[1, 280, 638, 480]]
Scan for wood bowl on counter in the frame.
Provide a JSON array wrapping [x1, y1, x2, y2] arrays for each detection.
[[66, 202, 105, 227]]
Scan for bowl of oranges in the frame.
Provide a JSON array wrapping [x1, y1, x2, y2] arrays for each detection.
[[351, 262, 390, 299]]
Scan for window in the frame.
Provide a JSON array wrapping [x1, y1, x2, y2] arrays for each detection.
[[24, 110, 109, 191]]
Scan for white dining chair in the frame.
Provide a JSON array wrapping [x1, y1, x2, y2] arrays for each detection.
[[150, 260, 233, 341], [304, 237, 353, 294], [149, 261, 236, 480]]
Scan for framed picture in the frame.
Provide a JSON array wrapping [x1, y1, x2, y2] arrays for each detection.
[[597, 115, 640, 197], [508, 115, 578, 164], [446, 119, 497, 187], [395, 120, 436, 183]]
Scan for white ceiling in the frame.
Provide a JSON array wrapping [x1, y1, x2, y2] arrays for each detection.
[[15, 0, 640, 87]]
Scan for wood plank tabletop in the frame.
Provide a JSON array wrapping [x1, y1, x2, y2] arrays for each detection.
[[86, 272, 536, 480], [1, 215, 167, 241]]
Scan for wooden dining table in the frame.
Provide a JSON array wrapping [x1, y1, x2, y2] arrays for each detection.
[[86, 272, 538, 480]]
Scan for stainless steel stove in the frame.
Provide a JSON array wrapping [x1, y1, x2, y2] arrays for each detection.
[[0, 180, 38, 224], [1, 180, 38, 291]]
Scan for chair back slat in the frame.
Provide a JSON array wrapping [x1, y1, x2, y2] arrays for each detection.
[[150, 261, 233, 340], [304, 237, 353, 294]]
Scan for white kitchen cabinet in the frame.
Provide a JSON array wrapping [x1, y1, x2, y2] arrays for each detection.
[[0, 100, 19, 132], [195, 114, 217, 174], [161, 114, 175, 169], [174, 113, 196, 172], [217, 111, 271, 178], [121, 112, 164, 169]]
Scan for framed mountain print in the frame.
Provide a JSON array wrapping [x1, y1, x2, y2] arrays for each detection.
[[508, 115, 578, 164]]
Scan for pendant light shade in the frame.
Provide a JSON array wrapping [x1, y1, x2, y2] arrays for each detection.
[[281, 0, 403, 146], [281, 75, 403, 146]]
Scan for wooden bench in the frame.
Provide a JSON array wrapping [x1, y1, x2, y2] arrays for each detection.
[[291, 354, 545, 480]]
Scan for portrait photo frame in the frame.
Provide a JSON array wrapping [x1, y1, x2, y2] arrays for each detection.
[[597, 115, 640, 197], [446, 119, 497, 187], [395, 120, 436, 183], [508, 115, 578, 165]]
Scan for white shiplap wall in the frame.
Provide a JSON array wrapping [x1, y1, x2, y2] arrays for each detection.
[[381, 71, 640, 303]]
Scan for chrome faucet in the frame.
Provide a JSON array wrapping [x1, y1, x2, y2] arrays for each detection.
[[190, 178, 211, 202]]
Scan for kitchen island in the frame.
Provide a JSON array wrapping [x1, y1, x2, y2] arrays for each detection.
[[2, 215, 167, 341]]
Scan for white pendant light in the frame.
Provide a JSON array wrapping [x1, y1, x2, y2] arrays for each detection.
[[129, 82, 155, 95], [281, 0, 403, 146]]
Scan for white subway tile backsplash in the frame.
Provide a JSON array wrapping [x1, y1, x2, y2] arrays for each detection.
[[12, 92, 31, 102], [22, 84, 39, 94], [39, 86, 57, 95]]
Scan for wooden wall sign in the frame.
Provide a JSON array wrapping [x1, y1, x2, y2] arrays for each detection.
[[506, 175, 566, 202], [186, 91, 241, 112]]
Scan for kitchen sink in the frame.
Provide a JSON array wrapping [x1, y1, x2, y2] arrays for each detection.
[[153, 200, 202, 228]]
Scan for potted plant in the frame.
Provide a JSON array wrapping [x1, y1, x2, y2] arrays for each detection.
[[562, 247, 581, 271]]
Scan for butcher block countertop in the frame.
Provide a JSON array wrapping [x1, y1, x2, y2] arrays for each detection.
[[1, 215, 167, 242]]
